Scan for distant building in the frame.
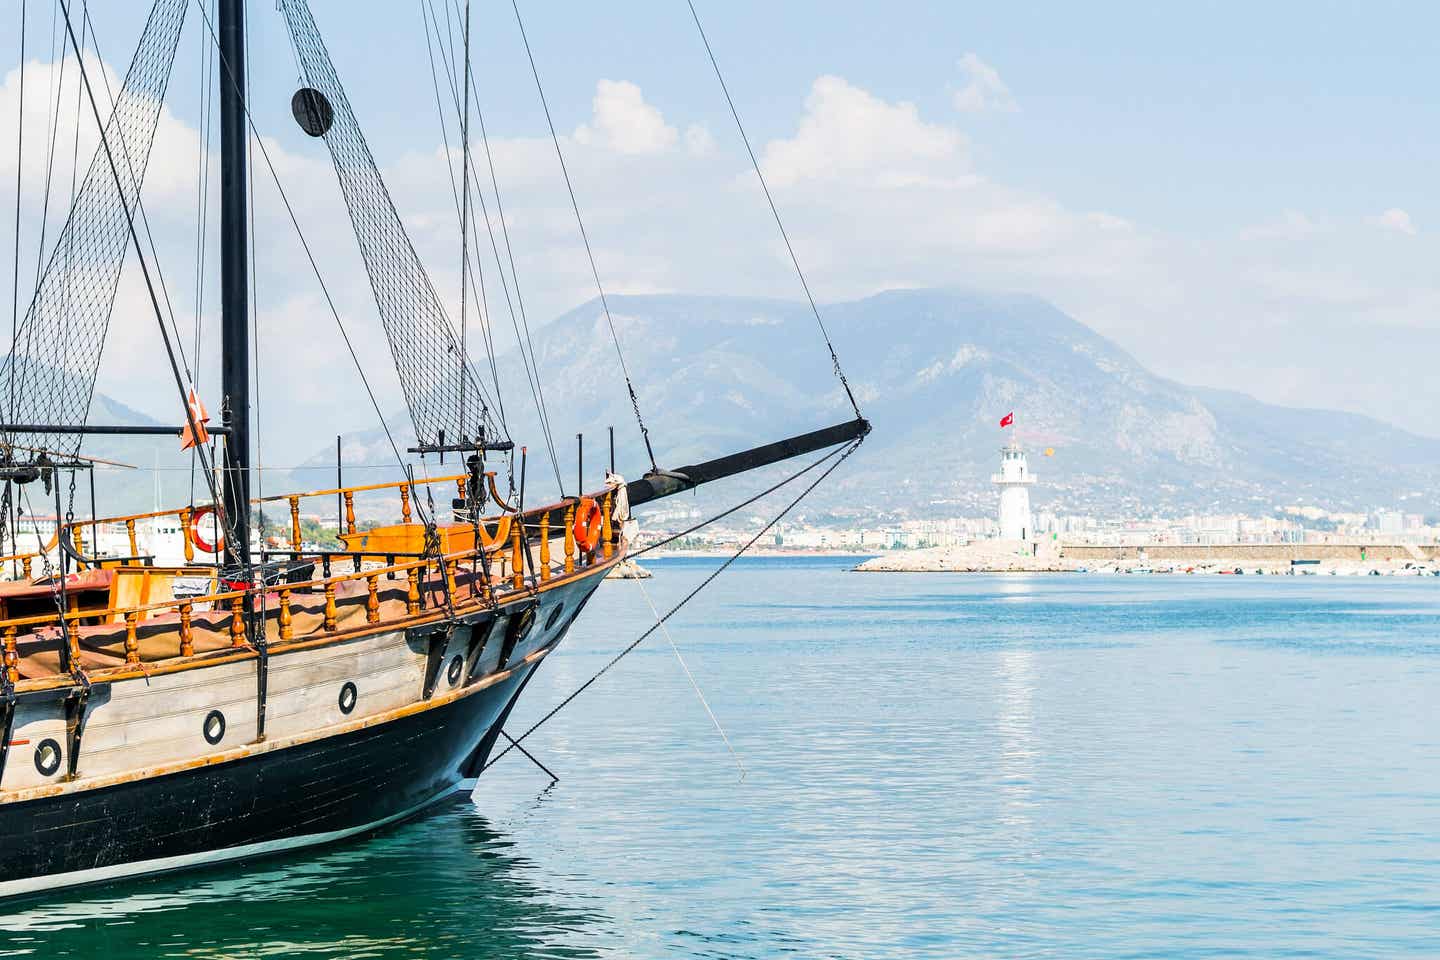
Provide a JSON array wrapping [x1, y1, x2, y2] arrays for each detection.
[[991, 438, 1036, 540]]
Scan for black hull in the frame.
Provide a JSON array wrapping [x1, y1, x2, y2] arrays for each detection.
[[0, 658, 537, 898]]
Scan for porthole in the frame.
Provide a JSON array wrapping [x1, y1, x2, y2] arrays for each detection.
[[33, 738, 61, 777], [446, 654, 464, 687], [544, 603, 565, 631], [202, 709, 226, 745], [338, 681, 358, 715]]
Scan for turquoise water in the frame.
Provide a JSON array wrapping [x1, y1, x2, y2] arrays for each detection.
[[4, 558, 1439, 958]]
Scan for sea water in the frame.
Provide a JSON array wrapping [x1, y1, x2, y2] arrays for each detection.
[[1, 558, 1437, 958]]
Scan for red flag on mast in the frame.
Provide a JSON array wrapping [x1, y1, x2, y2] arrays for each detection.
[[999, 412, 1014, 428], [179, 391, 211, 450]]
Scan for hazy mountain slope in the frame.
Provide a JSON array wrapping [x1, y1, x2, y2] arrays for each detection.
[[285, 289, 1440, 521]]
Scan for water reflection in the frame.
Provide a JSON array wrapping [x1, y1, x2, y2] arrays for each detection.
[[995, 647, 1037, 831], [0, 796, 606, 959]]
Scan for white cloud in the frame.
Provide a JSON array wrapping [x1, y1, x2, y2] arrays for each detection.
[[1241, 210, 1322, 241], [761, 75, 963, 188], [953, 53, 1018, 114], [684, 123, 716, 157], [573, 79, 677, 155], [11, 45, 1440, 464], [1369, 207, 1417, 235]]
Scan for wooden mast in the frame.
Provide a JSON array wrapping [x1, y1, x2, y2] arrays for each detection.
[[218, 0, 250, 570]]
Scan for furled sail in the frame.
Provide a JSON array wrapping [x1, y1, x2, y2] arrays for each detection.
[[1, 0, 190, 461], [278, 0, 497, 450]]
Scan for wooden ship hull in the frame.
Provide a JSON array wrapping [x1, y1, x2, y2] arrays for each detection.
[[0, 0, 871, 900], [0, 573, 606, 898], [0, 470, 626, 898]]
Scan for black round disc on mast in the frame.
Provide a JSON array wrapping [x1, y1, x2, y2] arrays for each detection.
[[291, 87, 334, 137]]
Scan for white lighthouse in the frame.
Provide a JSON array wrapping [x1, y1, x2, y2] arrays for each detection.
[[991, 438, 1036, 541]]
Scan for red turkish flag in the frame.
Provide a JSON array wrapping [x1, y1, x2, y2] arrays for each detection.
[[999, 412, 1014, 428]]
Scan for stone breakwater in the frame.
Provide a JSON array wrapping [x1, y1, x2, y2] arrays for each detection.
[[855, 539, 1071, 573], [854, 541, 1437, 574]]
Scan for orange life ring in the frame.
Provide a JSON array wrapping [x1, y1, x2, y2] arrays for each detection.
[[573, 497, 603, 553], [190, 504, 226, 555]]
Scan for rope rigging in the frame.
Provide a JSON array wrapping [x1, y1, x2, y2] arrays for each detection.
[[684, 0, 862, 419], [455, 0, 474, 439], [484, 432, 864, 773], [9, 0, 26, 430], [416, 0, 510, 441], [508, 0, 659, 473], [190, 0, 438, 539], [2, 0, 190, 463], [54, 0, 227, 537], [420, 0, 565, 496], [277, 0, 500, 451]]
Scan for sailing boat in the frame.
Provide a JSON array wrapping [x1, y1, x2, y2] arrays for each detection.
[[0, 0, 867, 898]]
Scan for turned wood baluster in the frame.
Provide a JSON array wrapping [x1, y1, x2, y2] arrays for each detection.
[[406, 565, 420, 615], [3, 625, 18, 684], [444, 558, 459, 599], [602, 491, 614, 558], [230, 595, 245, 646], [125, 519, 138, 556], [400, 484, 412, 523], [65, 619, 80, 666], [72, 526, 85, 570], [539, 514, 551, 581], [366, 574, 380, 623], [278, 589, 293, 641], [180, 507, 195, 563], [180, 602, 194, 657], [456, 477, 467, 502], [324, 580, 338, 631], [343, 491, 356, 536], [563, 504, 576, 574], [21, 556, 31, 579], [510, 520, 524, 590], [124, 612, 140, 664], [289, 497, 302, 551]]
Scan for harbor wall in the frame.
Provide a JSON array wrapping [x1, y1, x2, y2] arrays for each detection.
[[1058, 543, 1431, 563]]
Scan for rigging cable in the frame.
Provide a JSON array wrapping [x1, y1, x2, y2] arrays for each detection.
[[190, 0, 216, 504], [190, 0, 429, 530], [29, 1, 67, 304], [420, 0, 565, 494], [483, 432, 864, 772], [5, 0, 26, 563], [508, 0, 659, 472], [56, 0, 226, 533], [626, 440, 850, 561], [451, 1, 565, 495], [456, 0, 472, 437], [417, 0, 509, 440], [635, 575, 747, 781], [9, 0, 25, 427], [684, 0, 861, 419], [80, 3, 197, 386], [279, 0, 502, 448]]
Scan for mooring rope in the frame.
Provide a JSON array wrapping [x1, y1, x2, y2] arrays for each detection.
[[482, 434, 863, 773]]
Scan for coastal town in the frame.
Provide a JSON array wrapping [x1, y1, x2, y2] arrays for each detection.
[[628, 425, 1440, 576]]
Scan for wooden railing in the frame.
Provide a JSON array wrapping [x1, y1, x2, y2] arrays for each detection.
[[0, 474, 473, 576], [0, 480, 623, 680]]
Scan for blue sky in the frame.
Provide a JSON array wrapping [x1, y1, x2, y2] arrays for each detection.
[[2, 1, 1439, 464]]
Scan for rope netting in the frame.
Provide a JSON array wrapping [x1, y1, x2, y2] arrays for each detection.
[[278, 0, 498, 450], [1, 0, 189, 461]]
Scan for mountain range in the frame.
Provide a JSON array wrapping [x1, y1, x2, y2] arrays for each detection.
[[64, 288, 1440, 523], [283, 288, 1440, 523]]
